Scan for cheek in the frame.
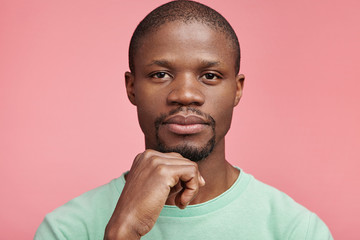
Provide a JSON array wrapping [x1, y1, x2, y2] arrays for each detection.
[[208, 86, 237, 137], [134, 87, 166, 136], [134, 81, 166, 107], [136, 104, 160, 149], [135, 91, 154, 130], [214, 102, 235, 138]]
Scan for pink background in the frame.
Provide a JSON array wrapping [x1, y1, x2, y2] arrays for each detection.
[[1, 0, 359, 239]]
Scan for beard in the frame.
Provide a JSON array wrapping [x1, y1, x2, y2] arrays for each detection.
[[154, 107, 216, 162]]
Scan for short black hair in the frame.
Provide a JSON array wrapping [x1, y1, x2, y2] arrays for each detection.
[[128, 0, 241, 74]]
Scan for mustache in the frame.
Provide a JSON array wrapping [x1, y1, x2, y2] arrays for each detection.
[[154, 106, 216, 130]]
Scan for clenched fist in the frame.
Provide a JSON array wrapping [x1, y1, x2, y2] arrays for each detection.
[[104, 149, 205, 240]]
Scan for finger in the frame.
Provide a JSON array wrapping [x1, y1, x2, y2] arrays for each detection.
[[175, 186, 186, 209], [153, 164, 202, 208], [168, 181, 183, 198], [141, 149, 186, 160], [169, 165, 201, 208], [179, 176, 200, 207], [142, 150, 205, 167], [148, 155, 199, 169]]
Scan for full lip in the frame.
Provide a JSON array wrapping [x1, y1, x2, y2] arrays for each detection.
[[162, 114, 209, 135], [163, 114, 208, 125]]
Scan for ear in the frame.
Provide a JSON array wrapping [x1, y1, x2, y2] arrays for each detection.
[[125, 71, 136, 106], [234, 74, 245, 106]]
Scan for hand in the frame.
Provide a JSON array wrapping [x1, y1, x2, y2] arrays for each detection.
[[104, 149, 206, 240]]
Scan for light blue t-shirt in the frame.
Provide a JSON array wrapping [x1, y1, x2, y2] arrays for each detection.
[[35, 169, 333, 239]]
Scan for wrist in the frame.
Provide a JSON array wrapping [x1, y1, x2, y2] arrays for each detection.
[[104, 221, 141, 240], [105, 211, 141, 240]]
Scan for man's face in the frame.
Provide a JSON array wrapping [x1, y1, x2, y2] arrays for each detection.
[[126, 21, 244, 161]]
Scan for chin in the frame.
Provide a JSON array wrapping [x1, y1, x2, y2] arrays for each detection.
[[156, 135, 215, 162]]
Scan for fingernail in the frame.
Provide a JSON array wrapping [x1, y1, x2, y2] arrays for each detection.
[[200, 176, 205, 184]]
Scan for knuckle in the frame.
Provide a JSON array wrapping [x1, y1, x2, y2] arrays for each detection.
[[189, 163, 198, 173], [192, 186, 199, 194], [142, 149, 154, 158], [149, 155, 160, 167], [170, 152, 183, 158], [155, 164, 166, 176]]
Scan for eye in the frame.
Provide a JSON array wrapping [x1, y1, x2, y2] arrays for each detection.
[[149, 71, 172, 81], [153, 72, 166, 78], [201, 72, 222, 84], [203, 73, 217, 80]]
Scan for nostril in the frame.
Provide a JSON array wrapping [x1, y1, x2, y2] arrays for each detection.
[[166, 88, 205, 106]]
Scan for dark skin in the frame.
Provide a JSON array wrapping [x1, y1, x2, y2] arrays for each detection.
[[104, 21, 245, 239]]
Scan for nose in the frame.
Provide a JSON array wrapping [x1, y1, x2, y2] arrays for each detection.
[[166, 73, 205, 106]]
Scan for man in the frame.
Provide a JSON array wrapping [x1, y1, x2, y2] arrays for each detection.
[[35, 1, 333, 239]]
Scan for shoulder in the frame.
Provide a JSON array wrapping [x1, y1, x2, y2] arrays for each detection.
[[34, 175, 126, 240], [246, 173, 306, 213], [239, 171, 308, 214], [239, 170, 333, 239]]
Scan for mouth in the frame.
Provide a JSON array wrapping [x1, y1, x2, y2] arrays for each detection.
[[162, 115, 209, 135]]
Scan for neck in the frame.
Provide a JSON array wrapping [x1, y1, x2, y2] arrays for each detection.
[[166, 139, 239, 205]]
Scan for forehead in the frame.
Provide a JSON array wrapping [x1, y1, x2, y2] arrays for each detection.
[[134, 21, 236, 70]]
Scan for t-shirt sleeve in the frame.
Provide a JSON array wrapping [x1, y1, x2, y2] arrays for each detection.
[[305, 213, 333, 240], [288, 212, 333, 240], [34, 210, 105, 240], [34, 215, 63, 240], [33, 178, 123, 240]]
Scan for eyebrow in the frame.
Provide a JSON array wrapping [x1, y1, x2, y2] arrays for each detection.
[[147, 60, 173, 68], [147, 59, 221, 68], [199, 60, 221, 68]]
